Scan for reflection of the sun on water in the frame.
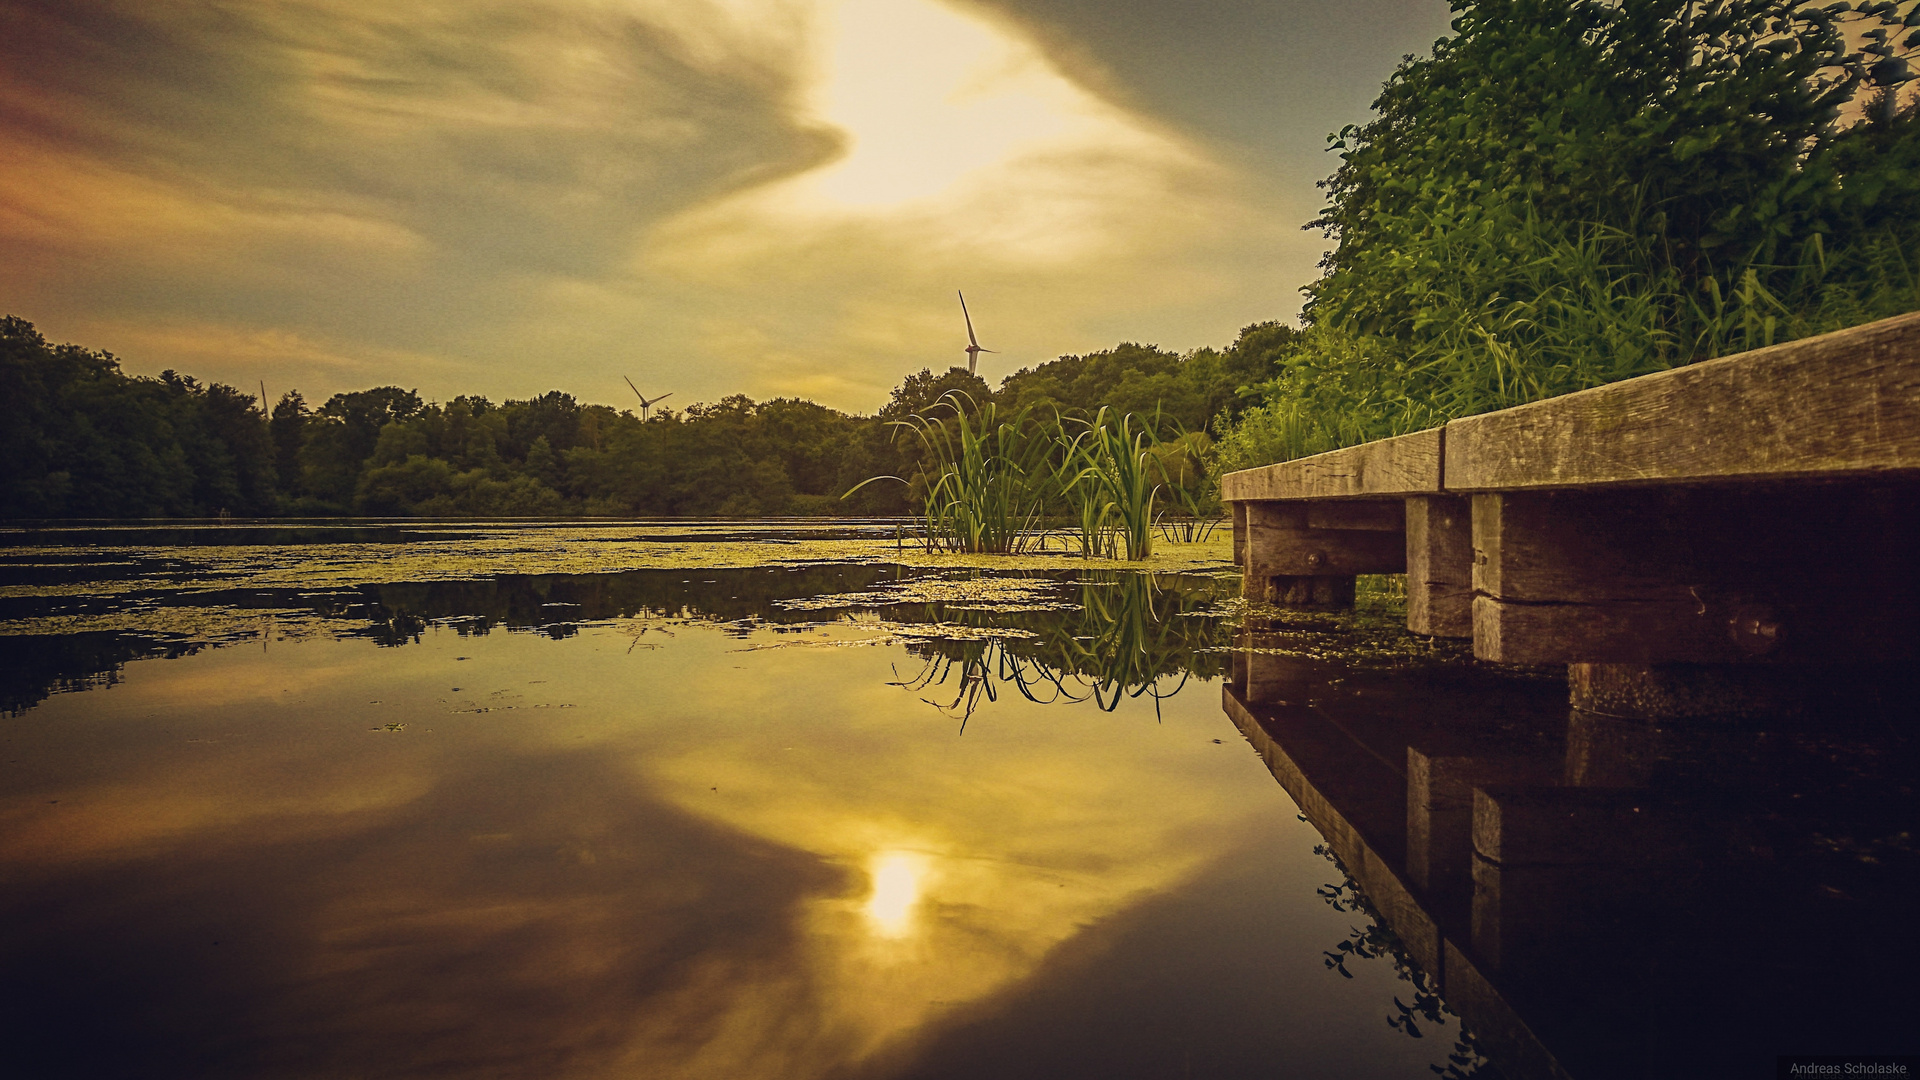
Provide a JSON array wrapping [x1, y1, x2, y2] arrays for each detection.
[[865, 851, 926, 937]]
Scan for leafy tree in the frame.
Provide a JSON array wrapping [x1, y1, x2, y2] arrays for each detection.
[[1219, 0, 1920, 471], [269, 391, 309, 499], [880, 368, 993, 419], [1, 317, 276, 518], [3, 315, 1274, 520]]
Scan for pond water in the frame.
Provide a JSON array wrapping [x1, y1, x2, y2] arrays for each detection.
[[3, 522, 1915, 1079]]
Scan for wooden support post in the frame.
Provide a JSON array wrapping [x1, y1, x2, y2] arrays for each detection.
[[1562, 708, 1663, 788], [1469, 485, 1920, 666], [1243, 501, 1405, 608], [1231, 500, 1247, 568], [1406, 495, 1472, 638]]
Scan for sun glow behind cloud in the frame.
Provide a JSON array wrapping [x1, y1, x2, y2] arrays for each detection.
[[806, 0, 1081, 209], [618, 0, 1303, 407], [655, 0, 1212, 255]]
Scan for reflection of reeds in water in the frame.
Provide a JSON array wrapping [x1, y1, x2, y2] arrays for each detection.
[[889, 572, 1232, 726]]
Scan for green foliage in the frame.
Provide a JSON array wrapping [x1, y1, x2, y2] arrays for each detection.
[[853, 397, 1213, 560], [1218, 0, 1920, 470], [851, 392, 1054, 554], [5, 298, 1276, 521], [1, 316, 275, 518], [880, 367, 994, 420], [998, 330, 1289, 436], [1147, 430, 1220, 540]]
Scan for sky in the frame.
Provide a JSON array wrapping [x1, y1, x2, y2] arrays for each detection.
[[0, 0, 1454, 414]]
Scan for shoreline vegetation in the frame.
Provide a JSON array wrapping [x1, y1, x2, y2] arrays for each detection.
[[6, 0, 1916, 535]]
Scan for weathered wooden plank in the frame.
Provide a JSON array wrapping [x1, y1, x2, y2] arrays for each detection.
[[1245, 502, 1406, 578], [1224, 687, 1439, 976], [1405, 495, 1472, 638], [1306, 500, 1405, 531], [1445, 311, 1920, 491], [1221, 428, 1443, 501], [1469, 487, 1920, 665], [1231, 501, 1247, 567], [1359, 846, 1444, 978]]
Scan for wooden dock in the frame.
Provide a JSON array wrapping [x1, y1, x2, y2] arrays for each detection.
[[1222, 311, 1920, 704]]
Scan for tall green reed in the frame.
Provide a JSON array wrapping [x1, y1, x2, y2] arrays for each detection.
[[1049, 419, 1117, 559], [845, 391, 1052, 554], [1065, 407, 1158, 560], [849, 396, 1207, 561]]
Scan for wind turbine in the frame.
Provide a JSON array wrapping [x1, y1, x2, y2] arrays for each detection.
[[959, 291, 996, 375], [624, 376, 673, 420]]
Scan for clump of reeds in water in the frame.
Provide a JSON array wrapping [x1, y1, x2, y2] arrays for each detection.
[[848, 391, 1218, 559], [848, 392, 1052, 555]]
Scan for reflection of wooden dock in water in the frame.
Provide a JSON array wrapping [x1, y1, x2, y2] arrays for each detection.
[[1222, 666, 1918, 1078], [1220, 312, 1920, 1077], [1223, 311, 1920, 687]]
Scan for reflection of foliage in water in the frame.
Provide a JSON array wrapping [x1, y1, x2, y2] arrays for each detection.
[[1, 632, 209, 716], [1313, 841, 1496, 1080], [888, 572, 1235, 722]]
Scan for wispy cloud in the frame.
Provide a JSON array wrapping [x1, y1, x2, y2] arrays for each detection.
[[0, 0, 1428, 410]]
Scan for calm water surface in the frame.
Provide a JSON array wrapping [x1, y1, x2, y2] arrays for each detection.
[[6, 522, 1915, 1078], [3, 523, 1473, 1080]]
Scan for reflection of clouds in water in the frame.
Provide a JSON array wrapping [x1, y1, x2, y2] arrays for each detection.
[[2, 620, 1282, 1079]]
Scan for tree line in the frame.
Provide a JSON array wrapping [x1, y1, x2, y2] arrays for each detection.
[[0, 314, 1286, 519]]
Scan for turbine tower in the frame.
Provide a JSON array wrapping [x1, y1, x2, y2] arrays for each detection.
[[959, 291, 996, 375], [624, 376, 673, 420]]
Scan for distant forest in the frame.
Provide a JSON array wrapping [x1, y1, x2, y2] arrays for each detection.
[[0, 314, 1287, 519]]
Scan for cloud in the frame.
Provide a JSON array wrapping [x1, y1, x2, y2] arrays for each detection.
[[0, 0, 841, 389], [0, 0, 1433, 411], [570, 0, 1315, 409]]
